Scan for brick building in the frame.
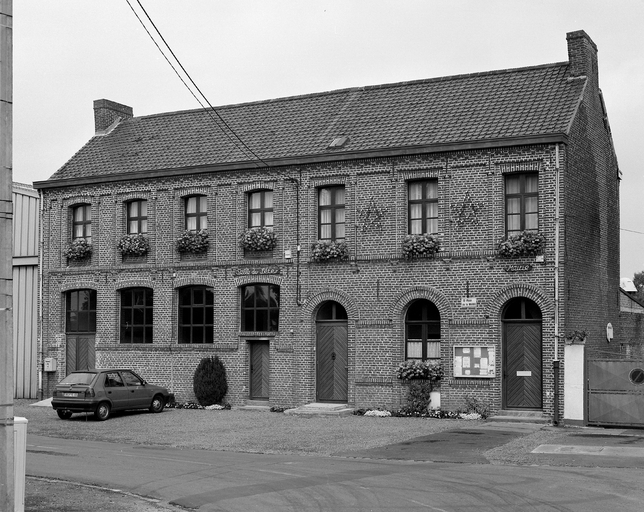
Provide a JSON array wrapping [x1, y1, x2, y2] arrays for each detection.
[[34, 31, 620, 421]]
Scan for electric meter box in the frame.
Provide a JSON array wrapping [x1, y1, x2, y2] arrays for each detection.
[[44, 357, 57, 372]]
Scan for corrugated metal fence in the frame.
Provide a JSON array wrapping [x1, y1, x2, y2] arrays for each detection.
[[13, 183, 39, 398]]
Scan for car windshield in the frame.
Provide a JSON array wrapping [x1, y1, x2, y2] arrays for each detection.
[[58, 372, 96, 385]]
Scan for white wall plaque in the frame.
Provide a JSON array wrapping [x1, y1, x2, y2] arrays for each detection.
[[460, 297, 477, 307], [516, 371, 532, 377]]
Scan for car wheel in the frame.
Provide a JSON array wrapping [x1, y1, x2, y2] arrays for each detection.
[[149, 394, 165, 413], [94, 402, 111, 421], [57, 410, 73, 420]]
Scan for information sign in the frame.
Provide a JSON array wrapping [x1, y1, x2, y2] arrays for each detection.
[[453, 345, 495, 378]]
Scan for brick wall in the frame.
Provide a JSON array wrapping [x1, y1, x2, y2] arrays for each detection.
[[40, 143, 578, 418]]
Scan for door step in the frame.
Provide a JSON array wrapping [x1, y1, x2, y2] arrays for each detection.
[[284, 402, 354, 417], [488, 410, 551, 424], [238, 400, 270, 411]]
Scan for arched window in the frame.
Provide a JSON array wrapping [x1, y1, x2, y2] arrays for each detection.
[[178, 286, 214, 343], [502, 297, 542, 320], [242, 284, 280, 331], [405, 299, 441, 360], [120, 287, 153, 343], [316, 301, 347, 321]]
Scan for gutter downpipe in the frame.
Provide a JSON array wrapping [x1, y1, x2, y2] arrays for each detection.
[[553, 144, 561, 425], [38, 190, 44, 400]]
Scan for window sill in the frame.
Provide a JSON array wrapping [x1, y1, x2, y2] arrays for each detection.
[[238, 331, 277, 338]]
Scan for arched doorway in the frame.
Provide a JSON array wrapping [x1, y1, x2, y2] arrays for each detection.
[[316, 301, 348, 402], [502, 297, 542, 409]]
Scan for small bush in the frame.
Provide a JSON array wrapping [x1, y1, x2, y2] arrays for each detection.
[[193, 356, 228, 407], [400, 380, 433, 416], [457, 395, 490, 419]]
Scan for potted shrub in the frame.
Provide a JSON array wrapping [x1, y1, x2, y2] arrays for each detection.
[[239, 227, 277, 253], [176, 229, 209, 254], [311, 240, 349, 262], [497, 231, 545, 258], [64, 238, 93, 261], [401, 234, 440, 260], [396, 360, 444, 413], [117, 233, 150, 257]]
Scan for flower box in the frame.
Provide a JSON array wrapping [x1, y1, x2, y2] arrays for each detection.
[[239, 227, 277, 252], [395, 360, 443, 382], [117, 233, 150, 257], [497, 231, 545, 258], [176, 229, 209, 254], [401, 234, 440, 260], [311, 240, 349, 262], [64, 238, 93, 262]]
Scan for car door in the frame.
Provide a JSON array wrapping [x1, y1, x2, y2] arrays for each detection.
[[103, 371, 129, 410], [120, 371, 150, 408]]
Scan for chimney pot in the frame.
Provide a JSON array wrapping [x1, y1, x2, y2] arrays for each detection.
[[93, 99, 133, 134]]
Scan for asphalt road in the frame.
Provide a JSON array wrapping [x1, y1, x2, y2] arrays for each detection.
[[26, 432, 644, 512]]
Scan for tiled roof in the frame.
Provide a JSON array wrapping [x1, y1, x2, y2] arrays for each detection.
[[46, 62, 585, 182]]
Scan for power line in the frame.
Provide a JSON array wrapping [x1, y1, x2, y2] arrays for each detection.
[[621, 228, 644, 235], [126, 0, 270, 168]]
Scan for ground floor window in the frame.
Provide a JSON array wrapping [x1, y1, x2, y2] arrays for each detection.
[[405, 299, 441, 360], [178, 286, 214, 343], [120, 287, 153, 343]]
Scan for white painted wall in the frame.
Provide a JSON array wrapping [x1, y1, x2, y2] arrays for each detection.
[[564, 343, 585, 422]]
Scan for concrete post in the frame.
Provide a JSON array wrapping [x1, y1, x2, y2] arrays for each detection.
[[0, 1, 13, 510]]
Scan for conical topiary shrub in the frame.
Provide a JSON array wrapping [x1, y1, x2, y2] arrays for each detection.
[[193, 356, 228, 406]]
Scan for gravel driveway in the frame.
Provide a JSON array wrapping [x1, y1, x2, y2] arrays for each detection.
[[15, 399, 474, 456]]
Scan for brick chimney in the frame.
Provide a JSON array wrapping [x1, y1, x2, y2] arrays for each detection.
[[93, 99, 133, 134], [566, 30, 599, 85]]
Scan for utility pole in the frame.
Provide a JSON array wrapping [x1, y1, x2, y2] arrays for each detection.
[[0, 1, 13, 510]]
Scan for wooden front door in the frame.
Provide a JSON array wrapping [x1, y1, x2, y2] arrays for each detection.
[[503, 322, 542, 409], [65, 335, 96, 374], [316, 322, 348, 402], [249, 342, 270, 400]]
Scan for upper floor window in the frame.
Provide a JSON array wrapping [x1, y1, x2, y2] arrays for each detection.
[[405, 299, 441, 360], [120, 287, 153, 344], [505, 173, 538, 237], [71, 204, 92, 243], [318, 186, 345, 241], [127, 200, 148, 234], [408, 180, 438, 235], [185, 195, 208, 232], [248, 190, 273, 229], [178, 286, 214, 343], [65, 289, 97, 334], [242, 284, 280, 332]]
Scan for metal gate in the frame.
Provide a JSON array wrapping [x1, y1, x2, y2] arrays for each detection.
[[587, 351, 644, 427]]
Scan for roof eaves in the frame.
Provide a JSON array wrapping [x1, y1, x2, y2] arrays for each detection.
[[33, 133, 568, 190]]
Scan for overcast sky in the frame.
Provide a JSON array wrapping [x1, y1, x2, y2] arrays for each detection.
[[12, 0, 644, 278]]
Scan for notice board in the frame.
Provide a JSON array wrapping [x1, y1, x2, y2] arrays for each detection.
[[453, 345, 495, 378]]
